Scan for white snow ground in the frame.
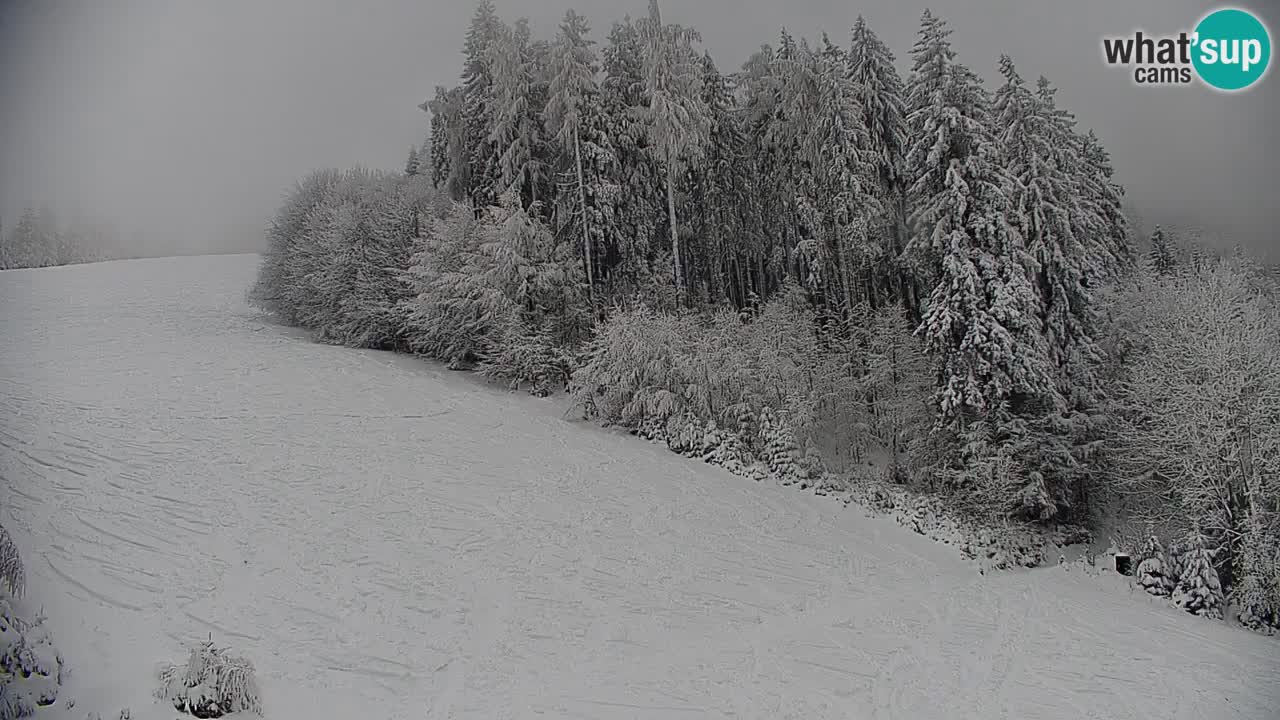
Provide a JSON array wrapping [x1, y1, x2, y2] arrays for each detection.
[[0, 254, 1276, 720]]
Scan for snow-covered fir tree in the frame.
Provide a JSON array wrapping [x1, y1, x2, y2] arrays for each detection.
[[993, 59, 1108, 516], [598, 16, 665, 299], [404, 145, 421, 177], [546, 9, 604, 302], [1148, 225, 1178, 275], [904, 14, 1060, 518], [487, 19, 550, 211], [1172, 527, 1225, 619], [425, 85, 468, 198], [460, 0, 506, 210], [848, 16, 909, 303], [639, 0, 710, 305], [687, 52, 749, 307]]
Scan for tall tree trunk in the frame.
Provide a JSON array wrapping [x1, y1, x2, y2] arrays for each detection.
[[573, 130, 594, 310], [667, 165, 684, 304]]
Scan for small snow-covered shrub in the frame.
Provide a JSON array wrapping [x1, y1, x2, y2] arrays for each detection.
[[156, 640, 262, 718], [0, 526, 23, 600], [0, 595, 63, 719]]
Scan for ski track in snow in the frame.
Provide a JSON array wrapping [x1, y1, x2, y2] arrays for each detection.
[[0, 255, 1276, 720]]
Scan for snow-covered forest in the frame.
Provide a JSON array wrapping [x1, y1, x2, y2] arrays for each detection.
[[0, 208, 127, 270], [249, 1, 1279, 633]]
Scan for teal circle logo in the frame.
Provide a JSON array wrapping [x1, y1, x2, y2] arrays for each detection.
[[1192, 8, 1271, 91]]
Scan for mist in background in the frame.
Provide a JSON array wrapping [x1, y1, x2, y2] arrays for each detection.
[[0, 0, 1276, 259]]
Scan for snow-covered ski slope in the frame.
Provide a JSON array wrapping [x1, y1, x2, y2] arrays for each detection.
[[1, 254, 1276, 720]]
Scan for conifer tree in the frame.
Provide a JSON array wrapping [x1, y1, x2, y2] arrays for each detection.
[[405, 146, 421, 177], [849, 16, 909, 303], [1149, 225, 1178, 275], [775, 38, 881, 315], [905, 14, 1059, 518], [461, 0, 506, 209], [599, 17, 665, 297], [487, 19, 546, 210], [691, 52, 749, 307], [425, 85, 468, 199], [1079, 130, 1133, 277], [903, 10, 992, 292], [995, 58, 1108, 516], [546, 9, 602, 302], [639, 0, 711, 305]]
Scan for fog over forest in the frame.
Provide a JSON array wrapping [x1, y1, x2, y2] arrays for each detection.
[[0, 0, 1276, 259]]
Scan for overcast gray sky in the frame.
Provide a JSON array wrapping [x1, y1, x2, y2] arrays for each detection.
[[0, 0, 1276, 258]]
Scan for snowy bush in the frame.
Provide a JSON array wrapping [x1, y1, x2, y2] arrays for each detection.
[[156, 640, 262, 718], [1101, 258, 1280, 628], [1231, 520, 1280, 633], [0, 595, 64, 718], [0, 526, 22, 601], [403, 193, 590, 386], [249, 169, 343, 324]]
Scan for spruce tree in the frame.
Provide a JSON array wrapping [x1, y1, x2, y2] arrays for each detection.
[[599, 17, 664, 298], [425, 85, 468, 199], [460, 0, 506, 209], [906, 14, 1058, 518], [405, 146, 421, 177], [691, 52, 749, 307], [775, 38, 881, 315], [1079, 129, 1133, 277], [849, 16, 909, 304], [995, 58, 1108, 517], [487, 19, 546, 209], [546, 9, 602, 302], [1149, 225, 1178, 275], [639, 0, 710, 306], [7, 209, 41, 269]]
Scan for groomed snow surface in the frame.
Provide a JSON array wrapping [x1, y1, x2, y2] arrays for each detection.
[[1, 254, 1276, 720]]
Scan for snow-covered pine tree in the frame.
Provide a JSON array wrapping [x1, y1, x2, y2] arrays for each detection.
[[849, 16, 909, 306], [639, 0, 710, 306], [5, 209, 41, 269], [425, 85, 468, 199], [1172, 527, 1225, 619], [1148, 225, 1178, 275], [487, 19, 548, 211], [461, 0, 507, 210], [771, 37, 881, 317], [546, 9, 603, 304], [477, 192, 590, 393], [906, 14, 1058, 519], [994, 59, 1105, 517], [598, 16, 665, 300], [1078, 129, 1133, 278], [1136, 532, 1175, 596], [689, 52, 750, 307], [405, 145, 421, 177], [737, 40, 795, 303]]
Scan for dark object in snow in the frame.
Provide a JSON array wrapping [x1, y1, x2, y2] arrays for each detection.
[[1115, 553, 1132, 575]]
